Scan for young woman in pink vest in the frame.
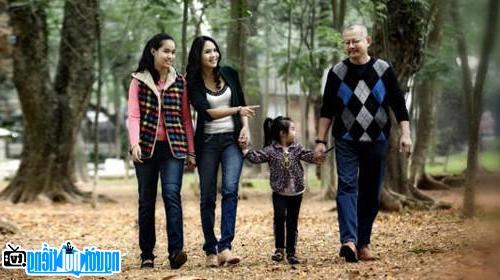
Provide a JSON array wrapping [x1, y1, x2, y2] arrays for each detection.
[[127, 33, 195, 270]]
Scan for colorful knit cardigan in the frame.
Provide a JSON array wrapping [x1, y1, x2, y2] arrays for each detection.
[[137, 76, 189, 159]]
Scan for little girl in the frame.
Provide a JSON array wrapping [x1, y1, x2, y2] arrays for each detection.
[[241, 116, 318, 265]]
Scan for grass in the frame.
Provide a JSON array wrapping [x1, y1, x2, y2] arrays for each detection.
[[427, 150, 500, 175]]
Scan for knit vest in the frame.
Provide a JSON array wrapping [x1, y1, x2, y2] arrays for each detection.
[[137, 76, 188, 158]]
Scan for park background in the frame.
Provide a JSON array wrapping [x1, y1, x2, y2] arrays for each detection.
[[0, 0, 499, 279]]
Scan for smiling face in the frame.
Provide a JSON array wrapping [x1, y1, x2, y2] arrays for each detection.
[[152, 39, 176, 71], [342, 26, 371, 63], [201, 40, 220, 70]]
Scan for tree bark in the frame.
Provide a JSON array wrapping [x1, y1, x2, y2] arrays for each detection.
[[371, 0, 450, 211], [409, 1, 448, 191], [226, 0, 248, 86], [1, 0, 99, 203], [181, 0, 189, 72]]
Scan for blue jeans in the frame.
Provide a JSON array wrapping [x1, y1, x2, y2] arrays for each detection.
[[197, 133, 243, 255], [335, 139, 388, 249], [134, 141, 185, 259]]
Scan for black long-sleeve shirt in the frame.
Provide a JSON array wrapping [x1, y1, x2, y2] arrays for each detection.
[[320, 57, 409, 142]]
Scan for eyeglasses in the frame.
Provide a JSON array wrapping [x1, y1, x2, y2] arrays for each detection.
[[344, 38, 364, 46]]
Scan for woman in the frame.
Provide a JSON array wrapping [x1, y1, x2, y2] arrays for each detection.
[[186, 35, 258, 267], [127, 33, 195, 270]]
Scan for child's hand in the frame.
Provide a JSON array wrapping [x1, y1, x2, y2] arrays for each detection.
[[313, 153, 324, 164]]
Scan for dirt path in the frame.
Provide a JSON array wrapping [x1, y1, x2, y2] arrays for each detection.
[[1, 178, 499, 279]]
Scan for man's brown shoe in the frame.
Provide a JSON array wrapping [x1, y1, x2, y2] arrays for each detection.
[[218, 249, 241, 266], [206, 254, 218, 268], [358, 247, 377, 261]]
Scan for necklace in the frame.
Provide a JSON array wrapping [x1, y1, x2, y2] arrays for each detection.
[[282, 151, 291, 169]]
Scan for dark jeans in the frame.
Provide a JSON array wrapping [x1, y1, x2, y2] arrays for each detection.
[[335, 139, 388, 249], [134, 141, 185, 259], [197, 132, 243, 255], [272, 192, 303, 255]]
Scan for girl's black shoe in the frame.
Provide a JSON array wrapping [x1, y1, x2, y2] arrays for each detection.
[[140, 258, 154, 269], [339, 244, 358, 263], [271, 248, 285, 262], [287, 254, 300, 265]]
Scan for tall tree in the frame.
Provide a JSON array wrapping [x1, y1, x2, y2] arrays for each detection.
[[1, 0, 98, 203], [321, 0, 346, 201], [451, 0, 499, 218], [226, 0, 249, 86], [0, 0, 18, 234], [371, 0, 448, 210], [409, 0, 451, 191], [181, 0, 189, 72]]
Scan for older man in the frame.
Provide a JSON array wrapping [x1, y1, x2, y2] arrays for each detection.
[[315, 24, 412, 262]]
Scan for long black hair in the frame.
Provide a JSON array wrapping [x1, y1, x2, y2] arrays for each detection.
[[185, 35, 222, 89], [263, 116, 293, 147], [135, 33, 175, 84]]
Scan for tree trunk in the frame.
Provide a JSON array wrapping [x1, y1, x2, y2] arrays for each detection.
[[319, 0, 347, 201], [226, 0, 248, 86], [371, 0, 451, 211], [1, 0, 98, 203], [451, 0, 499, 218], [409, 0, 449, 191], [181, 0, 189, 72]]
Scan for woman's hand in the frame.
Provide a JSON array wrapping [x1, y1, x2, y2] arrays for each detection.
[[239, 126, 250, 146], [131, 145, 143, 163], [186, 155, 196, 171], [238, 105, 260, 118]]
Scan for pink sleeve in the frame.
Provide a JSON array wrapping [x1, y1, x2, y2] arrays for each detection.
[[181, 77, 195, 155], [127, 78, 140, 148]]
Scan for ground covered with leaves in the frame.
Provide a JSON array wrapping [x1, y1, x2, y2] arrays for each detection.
[[1, 175, 499, 280]]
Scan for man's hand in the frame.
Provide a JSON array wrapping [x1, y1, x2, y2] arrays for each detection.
[[399, 133, 412, 157], [398, 121, 412, 158], [314, 143, 327, 163]]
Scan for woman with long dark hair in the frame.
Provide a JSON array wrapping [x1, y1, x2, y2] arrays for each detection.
[[127, 33, 195, 269], [185, 35, 259, 267]]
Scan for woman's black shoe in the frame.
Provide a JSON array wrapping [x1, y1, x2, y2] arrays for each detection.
[[339, 245, 358, 263], [271, 249, 284, 262], [169, 251, 187, 269]]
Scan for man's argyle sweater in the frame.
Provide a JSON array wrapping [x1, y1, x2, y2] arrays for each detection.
[[320, 57, 409, 142]]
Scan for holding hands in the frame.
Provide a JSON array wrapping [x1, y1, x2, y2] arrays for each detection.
[[313, 142, 327, 164]]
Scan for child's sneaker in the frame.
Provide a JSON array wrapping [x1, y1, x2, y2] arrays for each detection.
[[287, 254, 300, 265], [271, 248, 285, 262], [140, 258, 154, 269]]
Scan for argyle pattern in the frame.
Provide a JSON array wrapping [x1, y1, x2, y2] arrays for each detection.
[[331, 59, 392, 142]]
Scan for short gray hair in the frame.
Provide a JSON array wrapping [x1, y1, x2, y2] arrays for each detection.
[[343, 24, 369, 37]]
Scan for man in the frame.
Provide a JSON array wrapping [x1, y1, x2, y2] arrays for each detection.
[[314, 24, 412, 262]]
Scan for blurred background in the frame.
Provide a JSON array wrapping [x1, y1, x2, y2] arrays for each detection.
[[0, 0, 498, 214]]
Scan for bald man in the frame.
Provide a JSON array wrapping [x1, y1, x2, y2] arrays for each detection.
[[315, 24, 412, 262]]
